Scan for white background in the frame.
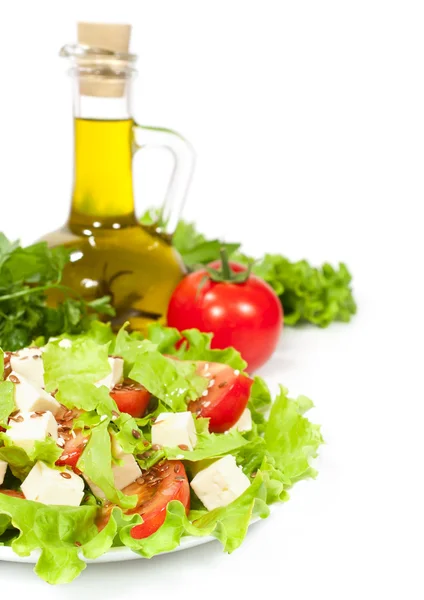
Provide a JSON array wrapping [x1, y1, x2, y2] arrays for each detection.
[[0, 0, 423, 598]]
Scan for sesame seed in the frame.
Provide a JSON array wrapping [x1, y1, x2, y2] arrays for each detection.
[[100, 415, 108, 422], [174, 464, 181, 473], [57, 438, 65, 447], [175, 476, 185, 481], [234, 370, 240, 376], [202, 390, 209, 397], [208, 379, 215, 388], [203, 401, 211, 407], [203, 363, 209, 372], [176, 454, 184, 459], [71, 430, 76, 439]]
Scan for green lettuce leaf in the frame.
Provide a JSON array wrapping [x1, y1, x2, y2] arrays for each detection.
[[163, 426, 248, 462], [148, 325, 247, 371], [43, 338, 111, 392], [0, 493, 101, 584], [128, 349, 207, 413], [264, 386, 323, 484], [0, 434, 62, 480], [248, 376, 272, 433], [0, 380, 15, 427], [56, 381, 118, 419], [76, 421, 137, 509], [111, 412, 149, 455]]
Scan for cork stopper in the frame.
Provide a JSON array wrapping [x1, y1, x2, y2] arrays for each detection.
[[77, 22, 132, 98]]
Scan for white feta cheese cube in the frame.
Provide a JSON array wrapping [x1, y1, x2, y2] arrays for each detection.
[[0, 460, 7, 485], [231, 408, 252, 433], [7, 411, 58, 452], [151, 411, 197, 451], [21, 461, 84, 506], [10, 348, 44, 389], [85, 454, 142, 499], [190, 455, 251, 511], [8, 373, 60, 416], [95, 357, 124, 391]]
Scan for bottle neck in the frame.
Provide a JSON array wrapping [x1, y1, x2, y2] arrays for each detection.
[[69, 78, 137, 229]]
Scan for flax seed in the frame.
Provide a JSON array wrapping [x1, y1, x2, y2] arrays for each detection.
[[9, 375, 20, 384], [10, 415, 24, 423], [132, 429, 141, 439], [178, 444, 189, 451], [218, 381, 228, 388], [60, 472, 72, 479]]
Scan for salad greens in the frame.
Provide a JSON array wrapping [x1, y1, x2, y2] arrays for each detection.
[[141, 210, 357, 327], [0, 234, 114, 351], [0, 322, 323, 584]]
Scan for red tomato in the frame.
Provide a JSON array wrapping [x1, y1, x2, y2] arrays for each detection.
[[97, 460, 190, 540], [56, 430, 88, 473], [110, 380, 151, 418], [188, 361, 253, 432], [167, 260, 283, 372]]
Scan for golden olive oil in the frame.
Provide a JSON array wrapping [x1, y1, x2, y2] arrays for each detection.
[[42, 118, 185, 332]]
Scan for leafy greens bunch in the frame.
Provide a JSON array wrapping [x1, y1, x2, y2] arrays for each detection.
[[142, 210, 357, 327], [0, 322, 323, 584], [0, 234, 114, 350]]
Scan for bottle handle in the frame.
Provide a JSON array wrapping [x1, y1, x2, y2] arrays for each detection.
[[132, 123, 196, 236]]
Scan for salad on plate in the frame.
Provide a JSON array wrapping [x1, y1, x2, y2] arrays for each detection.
[[0, 322, 323, 584]]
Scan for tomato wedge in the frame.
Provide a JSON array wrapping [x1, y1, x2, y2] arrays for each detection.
[[56, 430, 88, 472], [188, 361, 253, 433], [97, 460, 190, 540], [110, 380, 151, 418]]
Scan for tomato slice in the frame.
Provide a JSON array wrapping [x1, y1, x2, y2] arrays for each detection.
[[56, 430, 88, 472], [110, 380, 151, 418], [97, 460, 190, 540], [188, 361, 253, 433]]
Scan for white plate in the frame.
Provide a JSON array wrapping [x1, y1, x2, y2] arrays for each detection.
[[0, 514, 264, 564]]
